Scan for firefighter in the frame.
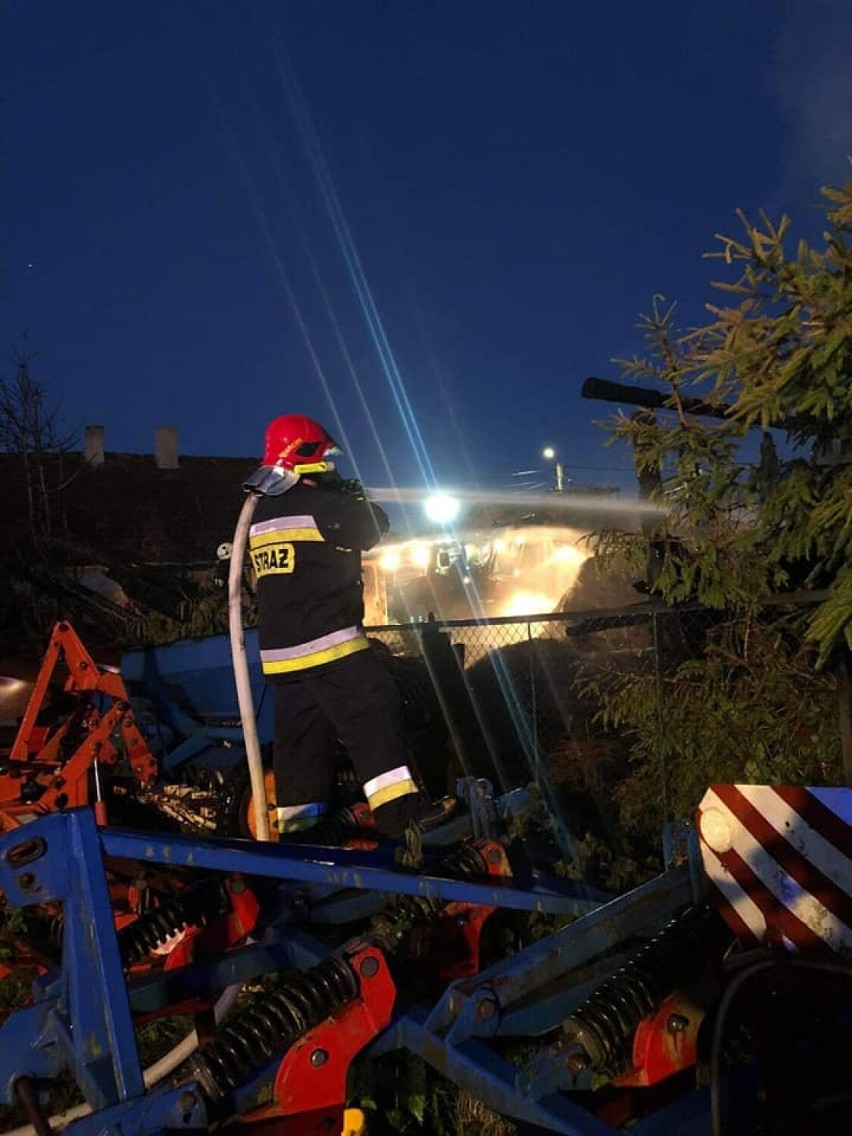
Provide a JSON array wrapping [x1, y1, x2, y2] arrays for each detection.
[[244, 413, 450, 841]]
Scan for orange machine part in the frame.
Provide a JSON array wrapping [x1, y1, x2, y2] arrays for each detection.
[[1, 621, 158, 831]]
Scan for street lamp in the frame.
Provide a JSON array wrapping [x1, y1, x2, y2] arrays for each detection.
[[542, 447, 565, 491]]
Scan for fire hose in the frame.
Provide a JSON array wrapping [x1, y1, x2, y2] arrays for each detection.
[[228, 491, 269, 841]]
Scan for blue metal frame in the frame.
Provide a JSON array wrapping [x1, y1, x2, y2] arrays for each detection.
[[99, 826, 608, 916], [0, 807, 603, 1109], [0, 807, 723, 1136], [363, 864, 699, 1134], [0, 812, 143, 1108]]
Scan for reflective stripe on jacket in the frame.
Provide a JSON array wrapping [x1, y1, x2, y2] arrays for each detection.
[[250, 481, 384, 676]]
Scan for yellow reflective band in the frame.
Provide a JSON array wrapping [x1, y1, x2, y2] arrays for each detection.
[[363, 765, 414, 799], [293, 461, 332, 474], [261, 635, 370, 674], [367, 779, 418, 810]]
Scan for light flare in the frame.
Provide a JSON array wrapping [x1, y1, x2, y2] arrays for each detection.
[[267, 37, 437, 496]]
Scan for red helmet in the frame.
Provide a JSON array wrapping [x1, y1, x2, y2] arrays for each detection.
[[244, 414, 341, 495]]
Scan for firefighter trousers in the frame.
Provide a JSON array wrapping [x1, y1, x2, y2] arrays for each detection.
[[270, 646, 410, 810]]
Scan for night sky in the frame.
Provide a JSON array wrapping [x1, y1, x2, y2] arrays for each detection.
[[3, 0, 851, 516]]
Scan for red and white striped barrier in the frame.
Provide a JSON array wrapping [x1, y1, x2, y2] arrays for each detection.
[[696, 784, 852, 953]]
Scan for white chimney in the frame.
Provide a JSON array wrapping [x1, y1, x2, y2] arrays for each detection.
[[155, 426, 179, 470], [84, 425, 105, 466]]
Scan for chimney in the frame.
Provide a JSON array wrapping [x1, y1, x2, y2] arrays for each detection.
[[84, 425, 105, 466], [155, 426, 179, 470]]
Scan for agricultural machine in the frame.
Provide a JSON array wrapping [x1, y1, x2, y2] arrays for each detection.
[[0, 622, 850, 1135]]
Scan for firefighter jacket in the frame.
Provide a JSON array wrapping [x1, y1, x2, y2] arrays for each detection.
[[249, 479, 388, 677]]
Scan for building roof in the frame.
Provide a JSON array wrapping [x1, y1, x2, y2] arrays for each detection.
[[0, 449, 257, 565], [0, 443, 262, 661]]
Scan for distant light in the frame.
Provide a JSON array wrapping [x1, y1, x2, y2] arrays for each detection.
[[542, 446, 556, 460], [410, 544, 430, 569], [380, 550, 401, 572], [424, 494, 460, 524], [499, 590, 554, 618], [551, 543, 587, 566]]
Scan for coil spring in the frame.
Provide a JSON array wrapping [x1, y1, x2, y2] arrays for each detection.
[[190, 953, 359, 1100], [383, 843, 489, 924], [118, 876, 225, 964], [306, 805, 362, 845], [277, 805, 365, 846], [563, 905, 728, 1073]]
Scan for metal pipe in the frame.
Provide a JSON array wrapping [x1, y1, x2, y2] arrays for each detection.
[[228, 492, 270, 841], [581, 376, 735, 421], [13, 1078, 53, 1136]]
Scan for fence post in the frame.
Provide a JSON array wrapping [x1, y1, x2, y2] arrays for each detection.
[[418, 614, 482, 785], [528, 620, 538, 781]]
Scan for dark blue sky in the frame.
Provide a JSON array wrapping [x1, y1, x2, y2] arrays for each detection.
[[3, 0, 851, 508]]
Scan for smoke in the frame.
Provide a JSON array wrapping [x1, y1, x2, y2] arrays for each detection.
[[367, 485, 666, 517]]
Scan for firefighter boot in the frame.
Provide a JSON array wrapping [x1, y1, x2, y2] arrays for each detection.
[[371, 791, 456, 840]]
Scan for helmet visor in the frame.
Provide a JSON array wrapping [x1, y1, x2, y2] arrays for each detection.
[[243, 465, 300, 496]]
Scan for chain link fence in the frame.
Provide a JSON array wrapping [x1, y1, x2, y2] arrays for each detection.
[[369, 601, 849, 837]]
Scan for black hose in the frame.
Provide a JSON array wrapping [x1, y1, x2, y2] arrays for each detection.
[[709, 956, 852, 1136], [13, 1077, 53, 1136]]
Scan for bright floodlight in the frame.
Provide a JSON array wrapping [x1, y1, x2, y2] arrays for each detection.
[[424, 494, 460, 524], [542, 446, 556, 460]]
